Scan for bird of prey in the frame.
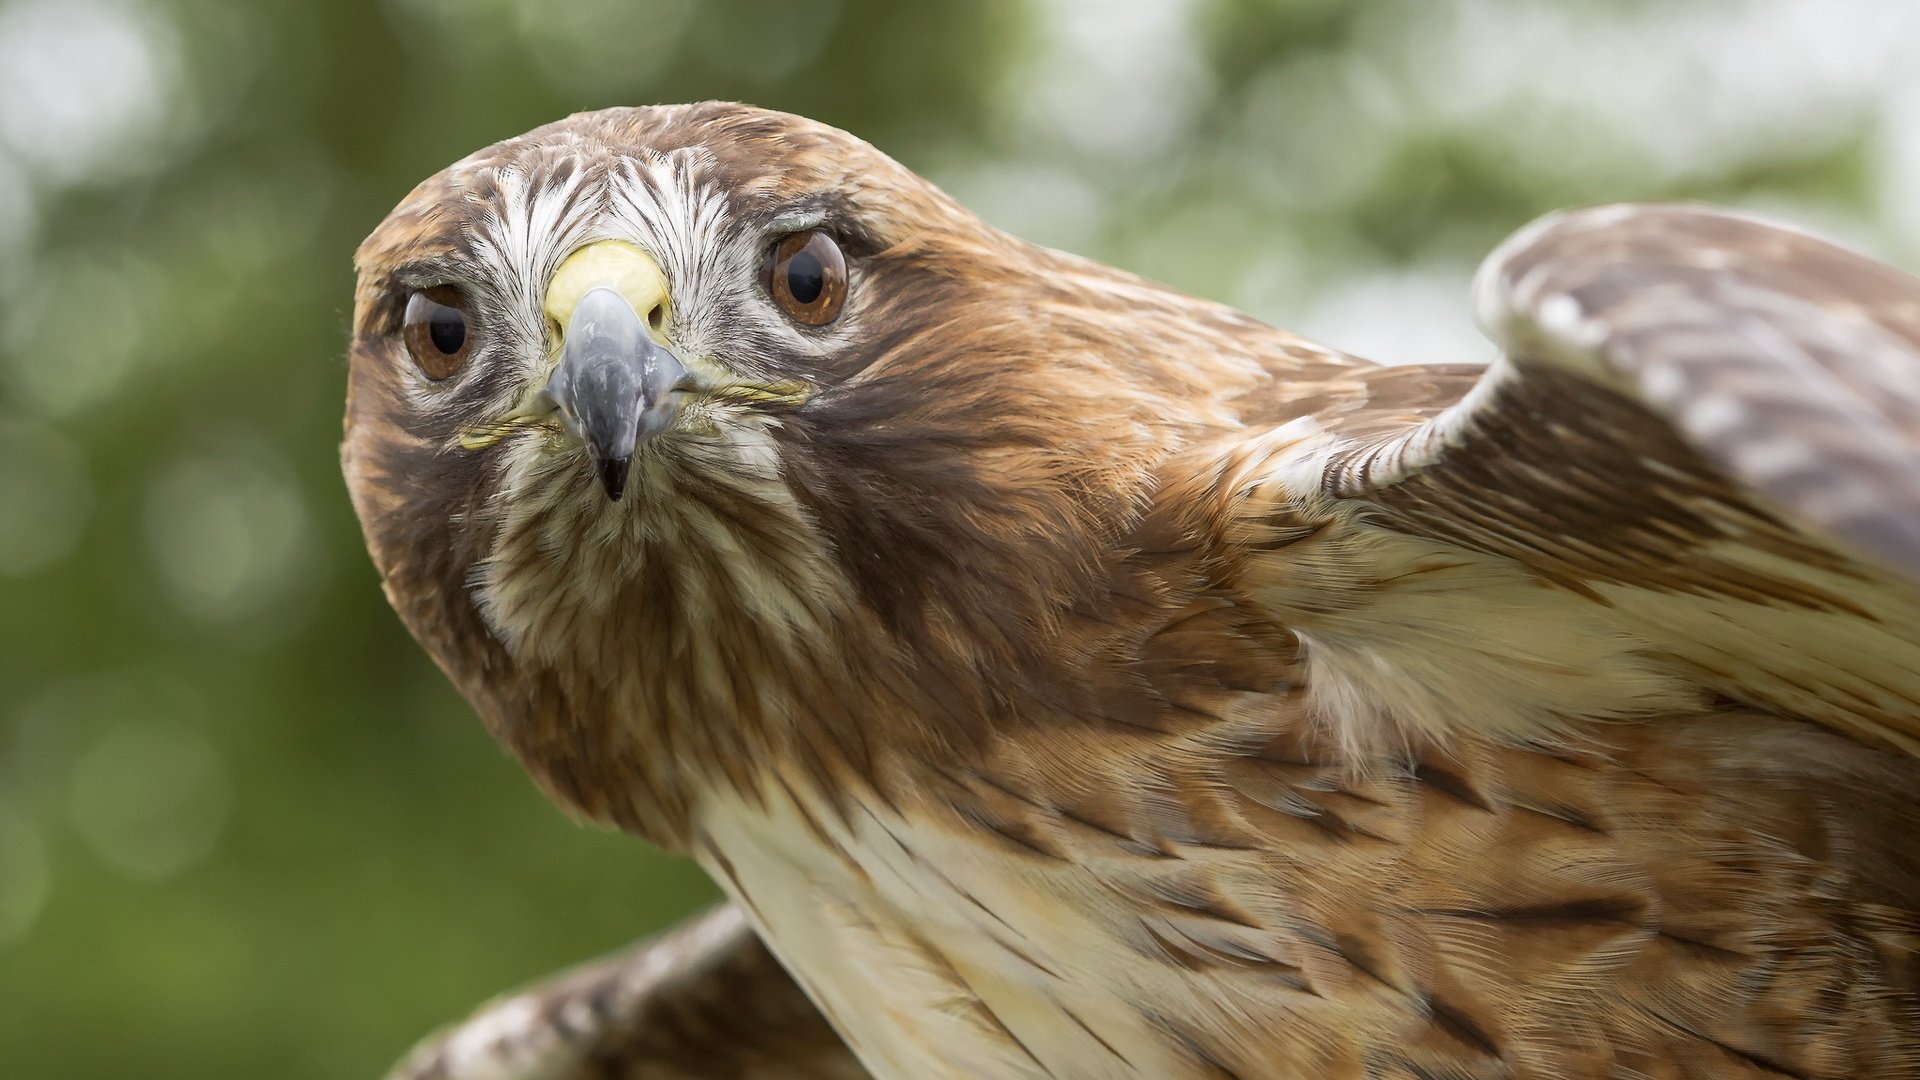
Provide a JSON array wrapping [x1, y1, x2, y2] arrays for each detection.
[[345, 103, 1920, 1080]]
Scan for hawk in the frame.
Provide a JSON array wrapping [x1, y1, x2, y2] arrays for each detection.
[[345, 103, 1920, 1080]]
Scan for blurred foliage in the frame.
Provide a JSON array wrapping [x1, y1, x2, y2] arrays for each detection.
[[1, 0, 1917, 1075]]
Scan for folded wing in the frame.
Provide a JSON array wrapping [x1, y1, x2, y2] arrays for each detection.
[[1229, 204, 1920, 757]]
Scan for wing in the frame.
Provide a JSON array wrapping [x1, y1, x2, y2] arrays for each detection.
[[1223, 203, 1920, 758], [944, 204, 1920, 1075], [387, 904, 867, 1080]]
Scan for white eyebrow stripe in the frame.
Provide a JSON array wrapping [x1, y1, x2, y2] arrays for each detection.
[[433, 144, 830, 423], [764, 208, 828, 235], [403, 161, 600, 418]]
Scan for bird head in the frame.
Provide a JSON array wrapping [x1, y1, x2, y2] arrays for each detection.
[[342, 103, 1271, 833]]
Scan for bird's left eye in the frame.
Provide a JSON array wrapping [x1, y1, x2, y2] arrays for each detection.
[[766, 230, 847, 326], [402, 286, 474, 380]]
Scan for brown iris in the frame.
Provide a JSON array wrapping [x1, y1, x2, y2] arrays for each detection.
[[402, 286, 474, 380], [766, 230, 847, 326]]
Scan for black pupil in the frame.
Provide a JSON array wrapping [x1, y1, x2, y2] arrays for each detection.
[[785, 250, 825, 305], [428, 304, 466, 354]]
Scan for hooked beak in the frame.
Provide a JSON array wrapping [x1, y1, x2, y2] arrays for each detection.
[[543, 242, 688, 501]]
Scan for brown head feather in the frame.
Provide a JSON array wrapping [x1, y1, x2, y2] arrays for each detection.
[[344, 103, 1345, 844]]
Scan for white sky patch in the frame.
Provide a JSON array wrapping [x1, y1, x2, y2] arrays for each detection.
[[1367, 0, 1920, 190], [1235, 50, 1405, 212], [1015, 0, 1211, 165], [1293, 263, 1495, 368], [1875, 83, 1920, 254], [988, 0, 1920, 361], [935, 161, 1109, 254], [1223, 0, 1920, 362], [0, 0, 180, 184], [1125, 197, 1274, 307]]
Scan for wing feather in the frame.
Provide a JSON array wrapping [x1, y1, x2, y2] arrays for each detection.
[[1476, 203, 1920, 574], [386, 904, 865, 1080], [1228, 204, 1920, 758]]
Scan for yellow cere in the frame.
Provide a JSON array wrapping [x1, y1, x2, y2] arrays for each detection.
[[453, 241, 813, 452], [543, 240, 672, 344]]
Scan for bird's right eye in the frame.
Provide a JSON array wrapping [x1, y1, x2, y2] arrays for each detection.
[[402, 286, 474, 380]]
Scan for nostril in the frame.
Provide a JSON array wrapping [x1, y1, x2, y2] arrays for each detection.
[[647, 304, 666, 332]]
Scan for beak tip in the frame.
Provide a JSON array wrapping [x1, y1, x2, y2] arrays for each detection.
[[596, 456, 632, 501]]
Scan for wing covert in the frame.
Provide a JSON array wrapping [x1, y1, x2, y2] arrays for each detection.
[[1218, 204, 1920, 758]]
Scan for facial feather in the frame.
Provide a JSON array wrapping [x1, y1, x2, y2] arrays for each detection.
[[343, 103, 1321, 845]]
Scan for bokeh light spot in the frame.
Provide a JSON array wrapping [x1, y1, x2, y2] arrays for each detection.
[[1019, 0, 1209, 165], [0, 0, 180, 184], [2, 257, 147, 417], [145, 446, 315, 628], [67, 723, 230, 881]]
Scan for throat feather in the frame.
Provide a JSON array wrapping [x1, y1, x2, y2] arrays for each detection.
[[469, 432, 851, 841]]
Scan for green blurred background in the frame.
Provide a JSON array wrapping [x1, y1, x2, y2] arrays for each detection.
[[3, 0, 1919, 1075]]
